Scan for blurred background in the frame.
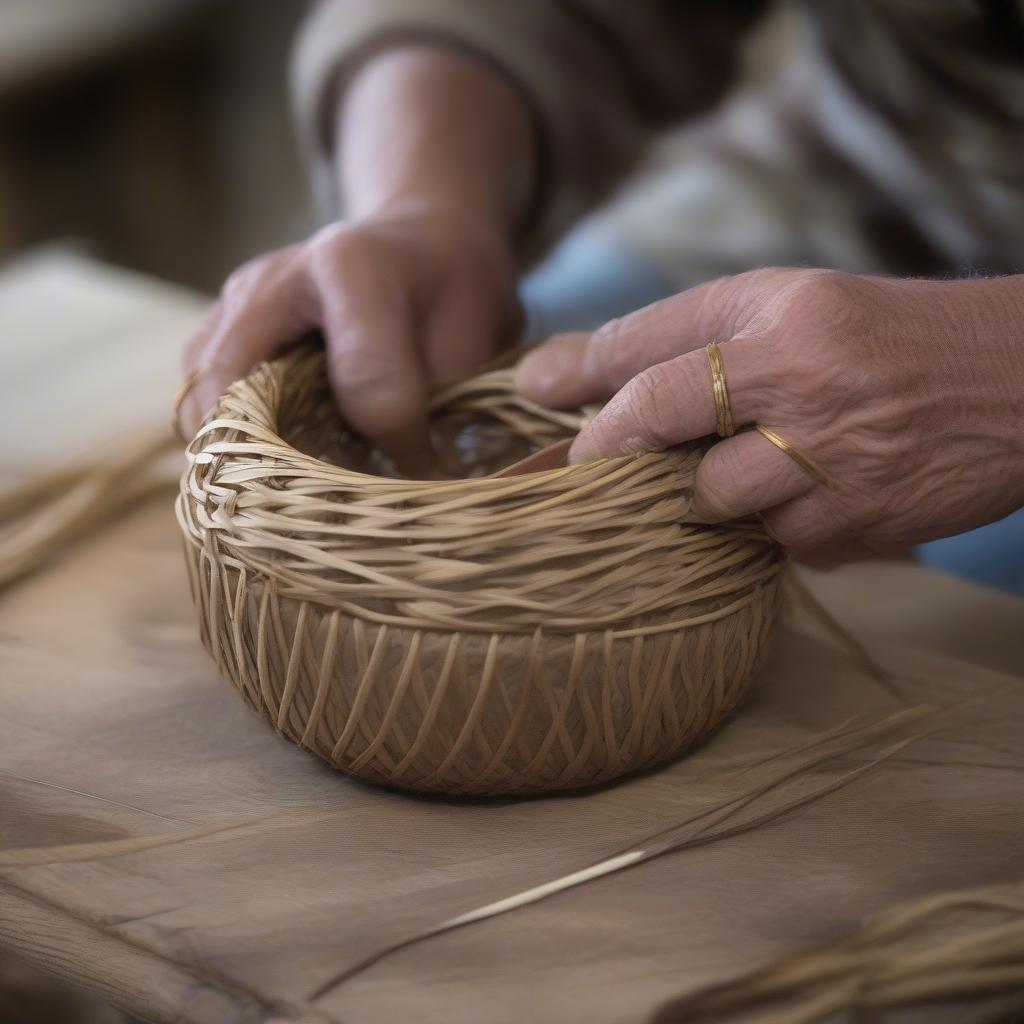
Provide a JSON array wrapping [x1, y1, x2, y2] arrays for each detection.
[[0, 0, 312, 293]]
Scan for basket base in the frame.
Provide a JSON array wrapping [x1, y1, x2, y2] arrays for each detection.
[[188, 548, 781, 796]]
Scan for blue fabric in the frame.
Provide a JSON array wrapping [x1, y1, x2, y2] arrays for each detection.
[[521, 232, 675, 340], [918, 509, 1024, 597], [521, 234, 1024, 597]]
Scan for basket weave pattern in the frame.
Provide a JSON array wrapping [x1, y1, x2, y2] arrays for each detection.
[[177, 348, 785, 795]]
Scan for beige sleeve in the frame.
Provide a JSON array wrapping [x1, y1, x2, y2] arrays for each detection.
[[291, 0, 765, 254]]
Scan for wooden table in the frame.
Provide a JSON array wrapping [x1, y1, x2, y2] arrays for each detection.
[[2, 252, 1023, 1024]]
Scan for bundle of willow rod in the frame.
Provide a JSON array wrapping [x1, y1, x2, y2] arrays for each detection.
[[176, 345, 786, 795], [655, 884, 1024, 1022]]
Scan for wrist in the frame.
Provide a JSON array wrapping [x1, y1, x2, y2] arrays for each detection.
[[907, 275, 1024, 481], [347, 183, 514, 241], [936, 276, 1024, 392], [338, 46, 535, 247]]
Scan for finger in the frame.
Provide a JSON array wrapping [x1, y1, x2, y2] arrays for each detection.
[[313, 255, 432, 464], [517, 272, 769, 408], [177, 300, 225, 435], [178, 248, 310, 436], [759, 492, 867, 559], [691, 429, 815, 522], [181, 299, 223, 376], [515, 332, 595, 408], [421, 287, 517, 385], [568, 338, 762, 463]]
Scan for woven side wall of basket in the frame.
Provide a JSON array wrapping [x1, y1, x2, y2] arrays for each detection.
[[177, 346, 786, 795]]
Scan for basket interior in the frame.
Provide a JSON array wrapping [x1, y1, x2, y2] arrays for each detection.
[[275, 350, 579, 480]]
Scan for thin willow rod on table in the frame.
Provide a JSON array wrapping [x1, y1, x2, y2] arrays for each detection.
[[654, 884, 1024, 1023], [0, 436, 179, 591], [176, 345, 787, 796]]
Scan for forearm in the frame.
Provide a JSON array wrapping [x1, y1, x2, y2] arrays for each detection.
[[182, 50, 531, 455], [338, 47, 536, 238], [294, 1, 763, 254]]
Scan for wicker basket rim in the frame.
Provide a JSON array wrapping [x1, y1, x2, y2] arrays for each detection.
[[177, 346, 784, 635], [186, 346, 662, 492]]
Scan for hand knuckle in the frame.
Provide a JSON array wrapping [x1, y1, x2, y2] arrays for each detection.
[[222, 254, 275, 300], [627, 363, 664, 411], [588, 317, 629, 383], [762, 513, 798, 549], [588, 378, 659, 456], [736, 268, 777, 290], [625, 364, 677, 443], [331, 349, 401, 392], [695, 473, 741, 521], [310, 225, 372, 270], [783, 268, 860, 318], [785, 351, 833, 404], [592, 317, 622, 344], [309, 221, 347, 250], [310, 223, 348, 259], [780, 494, 849, 551]]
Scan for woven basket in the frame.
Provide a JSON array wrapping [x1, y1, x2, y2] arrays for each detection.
[[177, 346, 785, 795]]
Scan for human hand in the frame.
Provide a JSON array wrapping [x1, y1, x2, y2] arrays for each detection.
[[178, 47, 533, 465], [178, 207, 521, 463], [517, 268, 1024, 561]]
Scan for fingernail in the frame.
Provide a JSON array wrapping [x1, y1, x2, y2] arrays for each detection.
[[567, 435, 597, 465], [689, 496, 717, 523]]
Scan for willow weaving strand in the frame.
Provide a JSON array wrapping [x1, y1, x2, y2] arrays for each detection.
[[0, 435, 179, 591], [655, 885, 1024, 1023], [177, 346, 786, 795]]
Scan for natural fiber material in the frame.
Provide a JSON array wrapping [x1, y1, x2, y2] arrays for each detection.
[[654, 884, 1024, 1023], [0, 436, 178, 592], [176, 346, 786, 795]]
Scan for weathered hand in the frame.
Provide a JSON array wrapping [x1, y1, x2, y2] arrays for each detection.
[[178, 206, 520, 461], [517, 268, 1024, 560], [179, 46, 534, 464]]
